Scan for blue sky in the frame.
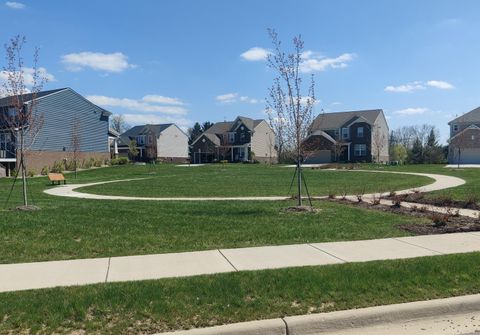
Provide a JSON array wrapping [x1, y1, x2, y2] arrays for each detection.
[[1, 0, 480, 143]]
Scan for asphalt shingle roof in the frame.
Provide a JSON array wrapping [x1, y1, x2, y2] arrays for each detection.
[[119, 124, 173, 146], [310, 109, 382, 130], [449, 107, 480, 125], [0, 88, 67, 107]]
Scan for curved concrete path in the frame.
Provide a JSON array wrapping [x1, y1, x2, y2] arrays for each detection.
[[43, 170, 465, 202]]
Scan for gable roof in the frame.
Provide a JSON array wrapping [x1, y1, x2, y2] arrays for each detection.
[[0, 88, 67, 108], [119, 123, 173, 145], [310, 109, 383, 130], [204, 121, 233, 135], [449, 107, 480, 125], [449, 124, 480, 142]]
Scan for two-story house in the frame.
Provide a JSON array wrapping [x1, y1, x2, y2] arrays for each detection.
[[117, 123, 189, 162], [448, 107, 480, 164], [190, 116, 277, 163], [0, 88, 111, 176], [303, 109, 389, 163]]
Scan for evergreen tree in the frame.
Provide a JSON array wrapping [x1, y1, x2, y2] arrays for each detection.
[[409, 137, 423, 164], [202, 121, 214, 132], [188, 122, 203, 144], [424, 129, 445, 163]]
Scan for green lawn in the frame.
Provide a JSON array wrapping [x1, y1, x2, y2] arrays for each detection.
[[75, 164, 433, 197], [0, 164, 432, 264], [2, 252, 480, 334]]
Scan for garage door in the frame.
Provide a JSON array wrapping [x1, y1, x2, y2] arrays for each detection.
[[305, 150, 332, 164], [458, 148, 480, 164]]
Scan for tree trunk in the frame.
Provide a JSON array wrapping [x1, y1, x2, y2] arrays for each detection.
[[20, 134, 28, 206], [297, 159, 302, 207]]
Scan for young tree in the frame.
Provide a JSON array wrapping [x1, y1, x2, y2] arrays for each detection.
[[128, 139, 139, 161], [390, 144, 408, 163], [110, 114, 129, 133], [332, 134, 346, 162], [70, 118, 81, 178], [266, 29, 316, 207], [1, 35, 47, 208]]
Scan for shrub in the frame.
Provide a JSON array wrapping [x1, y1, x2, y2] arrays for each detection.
[[419, 206, 428, 213], [389, 190, 396, 197], [40, 166, 49, 176], [465, 194, 478, 209], [437, 195, 453, 206], [371, 194, 381, 205], [356, 187, 365, 202], [391, 196, 402, 208], [111, 157, 129, 165], [328, 190, 336, 199], [94, 158, 102, 167], [65, 160, 76, 171], [430, 213, 449, 227], [51, 160, 64, 173], [27, 169, 35, 178]]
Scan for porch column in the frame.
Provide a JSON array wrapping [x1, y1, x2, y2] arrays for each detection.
[[231, 147, 234, 162], [347, 144, 351, 161]]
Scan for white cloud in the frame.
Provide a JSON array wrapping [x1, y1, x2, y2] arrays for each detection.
[[385, 81, 425, 93], [300, 52, 356, 73], [394, 107, 429, 116], [216, 92, 259, 104], [426, 80, 455, 90], [240, 47, 270, 61], [0, 67, 56, 86], [385, 80, 454, 93], [216, 93, 238, 103], [5, 1, 25, 9], [87, 95, 187, 115], [61, 52, 134, 73], [142, 95, 184, 105]]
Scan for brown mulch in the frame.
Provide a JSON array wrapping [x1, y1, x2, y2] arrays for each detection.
[[334, 198, 480, 235], [384, 193, 480, 210]]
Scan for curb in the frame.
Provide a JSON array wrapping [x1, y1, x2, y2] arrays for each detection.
[[157, 294, 480, 334]]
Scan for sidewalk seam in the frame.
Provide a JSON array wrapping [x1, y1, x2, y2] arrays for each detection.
[[392, 238, 444, 255], [217, 250, 238, 271], [307, 243, 347, 263], [105, 257, 111, 282]]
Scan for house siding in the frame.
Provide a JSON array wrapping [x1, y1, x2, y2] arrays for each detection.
[[156, 125, 189, 160], [251, 121, 277, 163], [30, 89, 109, 153]]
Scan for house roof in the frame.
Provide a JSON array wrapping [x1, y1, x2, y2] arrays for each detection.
[[0, 88, 67, 107], [310, 109, 383, 130], [119, 123, 173, 146], [0, 87, 113, 117], [449, 107, 480, 125], [204, 121, 233, 135], [449, 124, 480, 142]]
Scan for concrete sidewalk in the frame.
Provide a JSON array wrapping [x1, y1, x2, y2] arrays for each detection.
[[2, 232, 480, 293]]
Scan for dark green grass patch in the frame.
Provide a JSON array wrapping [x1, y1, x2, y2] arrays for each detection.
[[1, 253, 480, 334]]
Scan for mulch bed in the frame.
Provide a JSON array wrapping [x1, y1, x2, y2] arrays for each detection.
[[333, 198, 480, 235], [384, 192, 480, 210]]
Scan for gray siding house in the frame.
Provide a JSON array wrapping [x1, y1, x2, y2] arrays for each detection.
[[0, 88, 111, 175], [448, 107, 480, 164], [303, 109, 389, 163]]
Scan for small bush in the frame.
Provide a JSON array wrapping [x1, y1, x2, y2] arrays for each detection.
[[466, 194, 478, 208], [40, 166, 49, 176], [430, 213, 450, 227], [389, 190, 396, 197], [27, 169, 35, 178], [111, 157, 129, 165], [371, 195, 381, 205], [65, 160, 76, 171], [51, 160, 64, 173], [391, 196, 402, 208], [94, 158, 102, 167], [437, 195, 453, 206], [419, 206, 428, 213], [328, 190, 336, 199]]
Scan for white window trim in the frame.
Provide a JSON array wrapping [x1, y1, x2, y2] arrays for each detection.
[[357, 127, 364, 138], [354, 144, 367, 157], [342, 127, 349, 139]]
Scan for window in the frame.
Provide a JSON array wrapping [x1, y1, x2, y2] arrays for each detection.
[[357, 127, 364, 138], [136, 136, 145, 145], [341, 127, 349, 139], [228, 133, 235, 143], [453, 124, 458, 132], [354, 144, 367, 157]]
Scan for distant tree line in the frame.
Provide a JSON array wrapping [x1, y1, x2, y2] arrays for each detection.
[[187, 121, 214, 144], [389, 124, 447, 164]]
